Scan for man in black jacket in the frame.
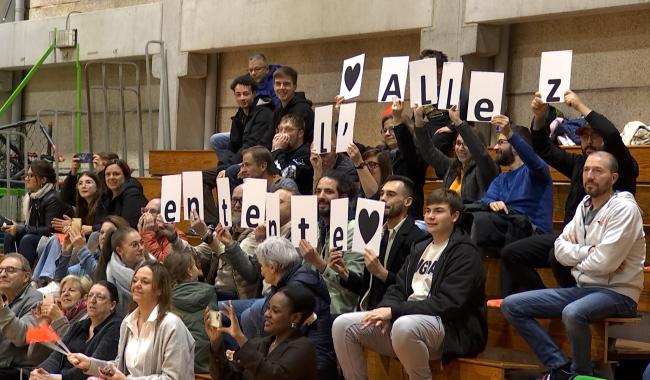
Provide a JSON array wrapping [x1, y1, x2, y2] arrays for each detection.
[[272, 66, 315, 143], [500, 90, 638, 295], [332, 188, 487, 380], [334, 175, 428, 310], [212, 74, 275, 169], [271, 114, 313, 195]]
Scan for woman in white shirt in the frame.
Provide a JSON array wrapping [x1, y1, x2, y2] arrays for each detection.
[[67, 261, 195, 379]]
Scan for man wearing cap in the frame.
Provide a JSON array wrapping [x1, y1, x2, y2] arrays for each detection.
[[500, 90, 639, 296]]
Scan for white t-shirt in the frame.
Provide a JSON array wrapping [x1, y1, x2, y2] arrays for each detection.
[[408, 240, 448, 301]]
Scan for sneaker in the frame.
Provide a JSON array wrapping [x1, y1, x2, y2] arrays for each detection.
[[540, 364, 575, 380]]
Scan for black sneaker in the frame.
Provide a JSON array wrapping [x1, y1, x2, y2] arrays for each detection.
[[540, 364, 575, 380]]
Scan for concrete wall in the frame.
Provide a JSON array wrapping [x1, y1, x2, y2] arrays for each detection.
[[29, 0, 158, 19], [506, 8, 650, 129], [215, 33, 422, 148]]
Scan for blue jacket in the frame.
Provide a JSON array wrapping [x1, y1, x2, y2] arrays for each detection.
[[481, 133, 553, 233], [257, 64, 281, 109]]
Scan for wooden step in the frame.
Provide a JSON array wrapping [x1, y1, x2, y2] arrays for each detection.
[[365, 349, 541, 380], [609, 338, 650, 360], [149, 150, 217, 176]]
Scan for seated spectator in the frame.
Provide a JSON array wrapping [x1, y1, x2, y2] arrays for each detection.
[[137, 198, 189, 262], [309, 136, 359, 194], [206, 284, 317, 380], [30, 281, 122, 380], [332, 188, 487, 380], [469, 116, 553, 245], [52, 171, 108, 235], [501, 90, 639, 296], [299, 171, 364, 314], [501, 152, 645, 379], [204, 146, 297, 225], [336, 176, 429, 310], [103, 159, 148, 228], [94, 226, 149, 316], [414, 104, 499, 203], [164, 251, 216, 374], [271, 114, 314, 194], [248, 53, 281, 108], [68, 261, 195, 379], [380, 100, 428, 218], [272, 66, 315, 143], [60, 152, 118, 206], [417, 49, 469, 155], [211, 74, 275, 168], [347, 145, 392, 199], [2, 160, 70, 266], [32, 275, 92, 339], [0, 254, 51, 378], [56, 215, 130, 281], [225, 237, 336, 379], [203, 182, 299, 302]]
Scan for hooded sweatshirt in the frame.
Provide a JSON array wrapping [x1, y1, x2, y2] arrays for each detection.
[[273, 92, 315, 143], [171, 281, 217, 373], [555, 191, 646, 302], [106, 177, 148, 228]]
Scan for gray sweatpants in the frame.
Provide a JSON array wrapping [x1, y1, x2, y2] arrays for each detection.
[[332, 312, 445, 380]]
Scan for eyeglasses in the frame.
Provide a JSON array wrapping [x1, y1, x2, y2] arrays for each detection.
[[86, 293, 108, 302], [365, 161, 380, 170], [141, 207, 160, 214], [0, 266, 25, 274], [249, 66, 267, 73], [380, 126, 395, 134], [232, 197, 243, 205]]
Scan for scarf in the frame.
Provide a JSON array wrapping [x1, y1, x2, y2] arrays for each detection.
[[23, 183, 54, 226], [64, 299, 87, 322]]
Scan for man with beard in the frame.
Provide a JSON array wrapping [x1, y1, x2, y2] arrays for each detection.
[[298, 170, 364, 314], [331, 175, 428, 310], [500, 90, 638, 296], [502, 151, 645, 380], [469, 115, 553, 249]]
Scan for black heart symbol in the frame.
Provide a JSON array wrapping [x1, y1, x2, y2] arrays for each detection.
[[359, 209, 380, 244], [344, 63, 361, 91]]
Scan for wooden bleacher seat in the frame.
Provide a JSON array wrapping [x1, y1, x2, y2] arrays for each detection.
[[148, 150, 217, 176]]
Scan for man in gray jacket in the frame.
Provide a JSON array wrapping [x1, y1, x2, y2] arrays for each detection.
[[501, 151, 645, 380], [0, 253, 50, 379]]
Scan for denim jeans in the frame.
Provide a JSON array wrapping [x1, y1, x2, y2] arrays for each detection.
[[501, 287, 637, 375], [209, 132, 231, 158]]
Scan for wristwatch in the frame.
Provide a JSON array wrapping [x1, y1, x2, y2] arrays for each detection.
[[355, 162, 366, 169]]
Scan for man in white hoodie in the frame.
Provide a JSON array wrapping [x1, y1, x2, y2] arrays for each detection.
[[501, 151, 645, 380]]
